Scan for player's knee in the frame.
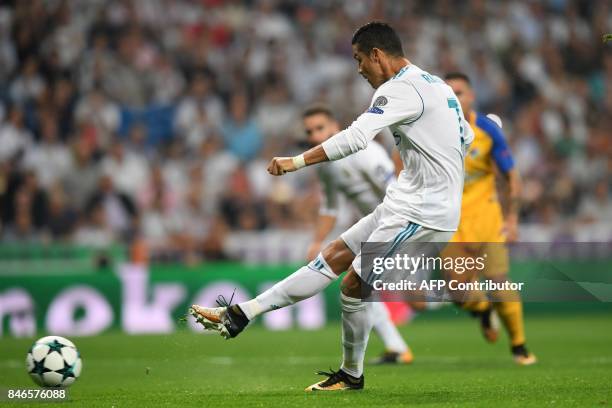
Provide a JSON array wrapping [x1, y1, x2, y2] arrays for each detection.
[[320, 239, 354, 276], [340, 270, 362, 298], [488, 275, 520, 302]]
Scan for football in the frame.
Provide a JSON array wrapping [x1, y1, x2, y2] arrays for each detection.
[[26, 336, 82, 388]]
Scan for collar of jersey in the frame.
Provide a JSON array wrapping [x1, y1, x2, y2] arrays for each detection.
[[391, 63, 415, 81]]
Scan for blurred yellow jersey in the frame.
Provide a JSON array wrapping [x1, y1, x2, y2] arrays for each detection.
[[453, 111, 515, 244]]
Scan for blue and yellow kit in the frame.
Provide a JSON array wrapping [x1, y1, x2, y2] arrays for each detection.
[[451, 111, 515, 273]]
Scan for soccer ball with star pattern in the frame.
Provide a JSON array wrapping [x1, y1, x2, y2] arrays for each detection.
[[26, 336, 82, 388]]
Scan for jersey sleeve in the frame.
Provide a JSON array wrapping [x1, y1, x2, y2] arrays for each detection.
[[321, 80, 424, 161], [461, 116, 475, 155], [476, 114, 514, 173], [317, 166, 339, 217]]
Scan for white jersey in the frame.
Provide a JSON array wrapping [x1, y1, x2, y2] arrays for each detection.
[[322, 64, 474, 231], [317, 141, 395, 217]]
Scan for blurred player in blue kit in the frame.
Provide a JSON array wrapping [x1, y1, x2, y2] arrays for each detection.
[[443, 72, 536, 365]]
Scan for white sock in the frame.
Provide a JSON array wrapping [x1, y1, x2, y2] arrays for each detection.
[[340, 294, 373, 378], [370, 302, 409, 353], [238, 255, 337, 320]]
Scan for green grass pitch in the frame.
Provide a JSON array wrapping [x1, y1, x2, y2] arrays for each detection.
[[1, 313, 611, 407]]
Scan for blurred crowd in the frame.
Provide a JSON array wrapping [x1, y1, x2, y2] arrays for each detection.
[[0, 0, 610, 263]]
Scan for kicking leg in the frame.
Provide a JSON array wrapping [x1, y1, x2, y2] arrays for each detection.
[[190, 238, 354, 338]]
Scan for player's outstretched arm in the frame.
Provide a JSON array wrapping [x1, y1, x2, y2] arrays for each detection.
[[306, 214, 337, 261], [501, 168, 522, 242], [267, 145, 330, 176], [267, 81, 421, 176], [486, 115, 521, 242], [391, 149, 403, 177]]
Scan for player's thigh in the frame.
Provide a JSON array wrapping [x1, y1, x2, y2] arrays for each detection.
[[463, 208, 508, 278], [352, 212, 453, 284], [450, 214, 478, 243], [441, 240, 484, 284], [479, 207, 509, 277], [339, 204, 382, 255], [408, 227, 454, 243], [400, 228, 454, 303], [452, 201, 505, 243], [318, 206, 382, 274], [481, 243, 510, 278], [349, 215, 412, 281], [449, 204, 507, 278]]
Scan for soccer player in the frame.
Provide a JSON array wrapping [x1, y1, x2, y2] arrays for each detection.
[[302, 104, 414, 365], [443, 72, 536, 365], [190, 22, 473, 391]]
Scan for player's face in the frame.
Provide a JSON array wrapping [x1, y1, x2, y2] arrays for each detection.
[[446, 79, 475, 116], [303, 113, 339, 146], [352, 45, 385, 89]]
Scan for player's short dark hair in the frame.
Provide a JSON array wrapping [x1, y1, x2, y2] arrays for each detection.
[[351, 21, 404, 57], [444, 72, 472, 85], [302, 104, 335, 120]]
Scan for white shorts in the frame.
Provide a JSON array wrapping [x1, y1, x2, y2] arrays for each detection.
[[340, 202, 454, 278]]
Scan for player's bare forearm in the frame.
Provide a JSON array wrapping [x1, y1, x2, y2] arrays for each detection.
[[504, 169, 522, 217], [501, 168, 522, 241], [306, 214, 337, 261], [313, 214, 337, 243], [303, 145, 330, 166], [267, 145, 330, 176], [391, 149, 403, 177]]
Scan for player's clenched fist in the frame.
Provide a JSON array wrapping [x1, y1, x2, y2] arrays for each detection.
[[267, 157, 297, 176]]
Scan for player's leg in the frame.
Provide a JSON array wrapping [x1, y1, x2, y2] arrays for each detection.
[[444, 223, 498, 342], [339, 268, 372, 380], [354, 226, 452, 374], [369, 302, 413, 364], [189, 208, 381, 338], [305, 267, 370, 391], [343, 208, 412, 365], [305, 209, 385, 391], [371, 263, 447, 364], [493, 296, 535, 365], [307, 223, 453, 391], [238, 237, 354, 319], [484, 243, 536, 365], [447, 271, 499, 342], [189, 237, 354, 338]]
